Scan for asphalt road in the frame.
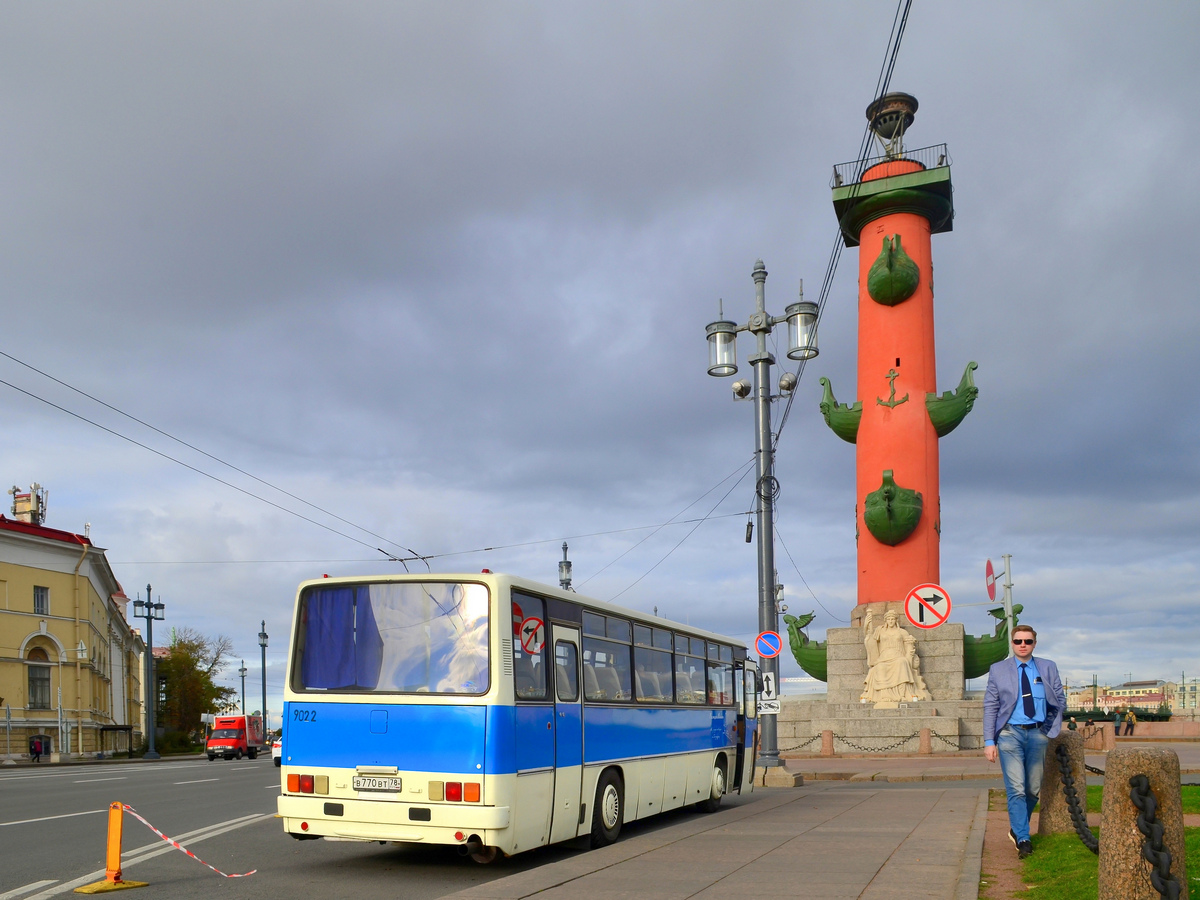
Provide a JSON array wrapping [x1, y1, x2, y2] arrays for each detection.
[[0, 755, 594, 900]]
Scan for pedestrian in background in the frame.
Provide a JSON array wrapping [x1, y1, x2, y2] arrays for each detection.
[[30, 738, 41, 763], [1067, 716, 1077, 731], [1113, 709, 1122, 736], [983, 624, 1066, 860], [1124, 710, 1137, 735]]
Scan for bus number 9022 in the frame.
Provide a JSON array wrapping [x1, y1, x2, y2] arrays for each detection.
[[293, 708, 317, 723]]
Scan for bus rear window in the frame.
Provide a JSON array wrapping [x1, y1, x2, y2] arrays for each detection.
[[292, 582, 490, 695]]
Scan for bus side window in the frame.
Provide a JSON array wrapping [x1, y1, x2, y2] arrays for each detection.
[[707, 661, 733, 706], [555, 641, 578, 702], [513, 593, 548, 700]]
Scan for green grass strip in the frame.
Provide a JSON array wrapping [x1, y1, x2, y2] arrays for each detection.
[[1012, 827, 1200, 899], [1085, 783, 1200, 813]]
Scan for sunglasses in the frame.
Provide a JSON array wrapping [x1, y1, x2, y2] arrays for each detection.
[[1012, 638, 1035, 646]]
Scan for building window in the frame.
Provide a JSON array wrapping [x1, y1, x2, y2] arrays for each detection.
[[34, 586, 49, 615], [28, 648, 51, 709]]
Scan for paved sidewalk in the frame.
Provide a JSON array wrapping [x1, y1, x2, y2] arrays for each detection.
[[441, 781, 990, 900], [440, 742, 1200, 900], [787, 741, 1200, 782]]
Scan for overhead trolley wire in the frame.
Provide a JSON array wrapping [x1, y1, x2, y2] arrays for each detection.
[[577, 457, 755, 590], [0, 348, 425, 564], [772, 0, 913, 451], [608, 458, 758, 603], [0, 374, 407, 561], [756, 0, 913, 624]]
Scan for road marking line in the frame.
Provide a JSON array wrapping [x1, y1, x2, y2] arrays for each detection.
[[263, 784, 280, 789], [173, 778, 219, 785], [0, 881, 57, 900], [0, 809, 105, 828], [73, 777, 127, 783], [23, 814, 273, 900], [123, 813, 267, 856]]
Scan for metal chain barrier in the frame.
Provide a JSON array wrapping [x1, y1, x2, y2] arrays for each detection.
[[1054, 743, 1098, 854], [833, 732, 920, 753], [930, 732, 960, 750], [779, 731, 965, 754], [1129, 775, 1182, 900], [1085, 763, 1106, 775], [778, 734, 822, 753]]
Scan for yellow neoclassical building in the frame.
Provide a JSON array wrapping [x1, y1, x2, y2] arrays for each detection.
[[0, 488, 143, 760]]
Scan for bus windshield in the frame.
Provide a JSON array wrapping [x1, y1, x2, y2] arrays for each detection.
[[292, 581, 490, 695]]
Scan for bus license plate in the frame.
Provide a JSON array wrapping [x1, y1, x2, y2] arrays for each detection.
[[353, 776, 402, 792]]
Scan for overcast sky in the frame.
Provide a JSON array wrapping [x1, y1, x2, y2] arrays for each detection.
[[2, 2, 1197, 716]]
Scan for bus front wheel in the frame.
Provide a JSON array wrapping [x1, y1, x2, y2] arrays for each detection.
[[696, 761, 725, 813], [590, 769, 623, 848]]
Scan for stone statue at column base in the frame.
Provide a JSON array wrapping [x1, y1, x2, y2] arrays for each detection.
[[861, 608, 931, 708]]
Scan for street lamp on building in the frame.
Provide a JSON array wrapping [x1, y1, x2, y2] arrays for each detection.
[[132, 584, 165, 760], [238, 660, 248, 716], [258, 622, 268, 734], [705, 260, 818, 770]]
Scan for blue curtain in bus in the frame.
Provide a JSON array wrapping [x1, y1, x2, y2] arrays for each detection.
[[301, 585, 383, 690], [302, 587, 357, 689], [354, 587, 383, 688]]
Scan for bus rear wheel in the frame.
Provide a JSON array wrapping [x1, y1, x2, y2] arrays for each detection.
[[590, 769, 623, 848], [696, 761, 725, 813]]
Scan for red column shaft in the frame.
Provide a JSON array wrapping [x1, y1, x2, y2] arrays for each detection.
[[855, 207, 939, 604]]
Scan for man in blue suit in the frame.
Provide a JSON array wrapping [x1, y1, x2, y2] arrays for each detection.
[[983, 624, 1066, 859]]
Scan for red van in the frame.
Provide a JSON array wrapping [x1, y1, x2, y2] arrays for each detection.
[[206, 715, 264, 760]]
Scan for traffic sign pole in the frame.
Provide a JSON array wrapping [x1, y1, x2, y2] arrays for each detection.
[[1001, 554, 1014, 659]]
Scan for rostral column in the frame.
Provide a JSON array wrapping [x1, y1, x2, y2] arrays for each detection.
[[820, 93, 977, 617]]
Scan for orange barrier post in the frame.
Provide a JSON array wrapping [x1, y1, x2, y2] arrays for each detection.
[[74, 802, 149, 893]]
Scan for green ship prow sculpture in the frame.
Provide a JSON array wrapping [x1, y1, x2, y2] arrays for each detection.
[[784, 603, 1023, 684]]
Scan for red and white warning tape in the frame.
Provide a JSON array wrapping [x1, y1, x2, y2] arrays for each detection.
[[121, 804, 257, 878]]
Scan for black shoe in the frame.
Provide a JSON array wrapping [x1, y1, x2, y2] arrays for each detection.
[[1008, 828, 1018, 849], [1018, 840, 1033, 859]]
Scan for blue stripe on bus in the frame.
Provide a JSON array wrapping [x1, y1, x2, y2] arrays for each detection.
[[284, 701, 737, 774], [486, 705, 554, 774], [581, 706, 735, 763], [284, 701, 486, 771]]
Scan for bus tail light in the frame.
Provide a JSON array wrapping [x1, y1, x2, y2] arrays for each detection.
[[446, 782, 462, 802], [287, 773, 328, 795], [464, 782, 480, 802]]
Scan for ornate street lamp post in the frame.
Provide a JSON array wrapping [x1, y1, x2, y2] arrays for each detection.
[[132, 584, 165, 760], [705, 260, 818, 769], [238, 660, 248, 716], [258, 622, 268, 734]]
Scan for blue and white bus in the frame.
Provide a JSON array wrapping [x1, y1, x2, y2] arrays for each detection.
[[277, 572, 759, 862]]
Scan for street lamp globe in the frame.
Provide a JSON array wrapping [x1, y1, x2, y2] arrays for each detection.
[[785, 299, 820, 361], [705, 319, 738, 377]]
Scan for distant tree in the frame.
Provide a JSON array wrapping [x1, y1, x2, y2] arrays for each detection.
[[157, 627, 235, 736]]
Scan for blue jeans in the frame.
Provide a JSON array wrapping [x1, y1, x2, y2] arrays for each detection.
[[997, 725, 1049, 842]]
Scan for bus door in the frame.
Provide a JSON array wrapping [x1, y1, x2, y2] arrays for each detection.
[[548, 625, 583, 844], [733, 662, 746, 791], [739, 657, 758, 792]]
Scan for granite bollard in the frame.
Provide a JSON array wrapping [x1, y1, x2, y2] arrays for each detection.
[[1098, 747, 1188, 900], [1038, 730, 1086, 835]]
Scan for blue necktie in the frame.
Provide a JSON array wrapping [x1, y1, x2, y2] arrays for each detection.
[[1020, 664, 1036, 719]]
